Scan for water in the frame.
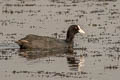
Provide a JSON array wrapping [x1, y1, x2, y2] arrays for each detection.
[[0, 0, 120, 80]]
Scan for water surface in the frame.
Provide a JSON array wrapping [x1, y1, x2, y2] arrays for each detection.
[[0, 0, 120, 80]]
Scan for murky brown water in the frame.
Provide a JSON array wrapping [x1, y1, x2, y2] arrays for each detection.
[[0, 0, 120, 80]]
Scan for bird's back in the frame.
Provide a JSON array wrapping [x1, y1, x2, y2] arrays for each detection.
[[17, 34, 70, 49]]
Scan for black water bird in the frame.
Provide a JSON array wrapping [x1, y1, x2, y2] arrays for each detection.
[[16, 25, 85, 51]]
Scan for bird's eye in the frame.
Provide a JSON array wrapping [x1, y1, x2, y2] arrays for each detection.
[[75, 26, 78, 30]]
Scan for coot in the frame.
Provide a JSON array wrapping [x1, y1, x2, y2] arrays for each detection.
[[16, 25, 85, 50]]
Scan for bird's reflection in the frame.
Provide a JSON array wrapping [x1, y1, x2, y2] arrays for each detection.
[[18, 48, 74, 59], [66, 55, 85, 71], [18, 49, 85, 71]]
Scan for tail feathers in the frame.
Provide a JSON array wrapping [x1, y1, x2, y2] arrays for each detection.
[[15, 40, 29, 49], [15, 40, 29, 44], [20, 40, 29, 43]]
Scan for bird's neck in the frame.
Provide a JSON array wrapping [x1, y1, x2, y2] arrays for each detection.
[[65, 32, 74, 43], [65, 37, 73, 43]]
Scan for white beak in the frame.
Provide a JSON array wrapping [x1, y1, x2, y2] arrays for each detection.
[[78, 29, 85, 34], [78, 25, 85, 34]]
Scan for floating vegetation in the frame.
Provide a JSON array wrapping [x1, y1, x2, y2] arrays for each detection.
[[12, 70, 88, 78], [104, 65, 119, 70]]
